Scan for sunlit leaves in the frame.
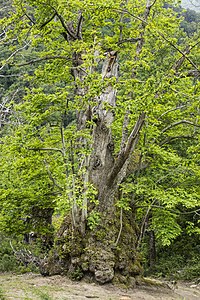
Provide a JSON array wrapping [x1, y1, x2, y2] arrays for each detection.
[[0, 0, 199, 248]]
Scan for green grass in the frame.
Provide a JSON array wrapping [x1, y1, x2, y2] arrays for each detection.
[[0, 287, 7, 300], [32, 287, 54, 300]]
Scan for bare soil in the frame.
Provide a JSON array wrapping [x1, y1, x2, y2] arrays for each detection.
[[0, 273, 200, 300]]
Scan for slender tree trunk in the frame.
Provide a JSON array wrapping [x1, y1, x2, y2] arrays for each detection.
[[146, 213, 156, 271], [148, 230, 156, 270]]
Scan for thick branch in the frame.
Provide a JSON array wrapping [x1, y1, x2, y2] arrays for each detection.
[[55, 12, 77, 40], [173, 45, 191, 71], [187, 69, 200, 78], [108, 112, 145, 187], [124, 112, 146, 156]]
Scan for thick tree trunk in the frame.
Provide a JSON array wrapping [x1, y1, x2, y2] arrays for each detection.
[[44, 208, 142, 285], [42, 50, 144, 284]]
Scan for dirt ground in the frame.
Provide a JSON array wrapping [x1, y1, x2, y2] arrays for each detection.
[[0, 273, 200, 300]]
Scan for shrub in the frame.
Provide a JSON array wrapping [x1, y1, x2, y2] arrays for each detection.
[[0, 234, 18, 272]]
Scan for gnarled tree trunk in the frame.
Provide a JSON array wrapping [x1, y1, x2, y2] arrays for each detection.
[[43, 48, 145, 285]]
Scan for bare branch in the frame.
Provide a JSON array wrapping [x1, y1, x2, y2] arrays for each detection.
[[158, 32, 200, 72], [0, 41, 31, 71], [19, 0, 35, 25], [172, 41, 200, 72], [40, 13, 56, 29], [173, 45, 191, 71], [113, 8, 148, 25], [0, 74, 23, 77], [145, 0, 158, 17], [158, 105, 187, 119], [76, 12, 83, 39], [136, 199, 156, 250], [23, 12, 35, 24]]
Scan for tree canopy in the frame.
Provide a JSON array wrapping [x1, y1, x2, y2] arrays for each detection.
[[0, 0, 199, 282]]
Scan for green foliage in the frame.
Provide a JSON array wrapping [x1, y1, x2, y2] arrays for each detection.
[[33, 289, 53, 300], [0, 0, 199, 278], [151, 211, 182, 246], [151, 253, 200, 280], [0, 235, 18, 272], [87, 211, 101, 230], [181, 8, 200, 36], [0, 287, 7, 300], [145, 226, 200, 279], [69, 266, 84, 281]]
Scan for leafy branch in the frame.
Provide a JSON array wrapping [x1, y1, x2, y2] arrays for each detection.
[[161, 120, 200, 133], [17, 55, 70, 66], [159, 135, 197, 146], [113, 7, 200, 72]]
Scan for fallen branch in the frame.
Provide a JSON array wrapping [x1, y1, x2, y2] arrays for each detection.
[[10, 240, 49, 275]]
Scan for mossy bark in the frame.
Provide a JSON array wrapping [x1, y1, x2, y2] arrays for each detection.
[[43, 207, 143, 285]]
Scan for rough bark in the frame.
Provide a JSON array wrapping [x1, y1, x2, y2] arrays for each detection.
[[42, 48, 145, 284], [37, 4, 148, 282]]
